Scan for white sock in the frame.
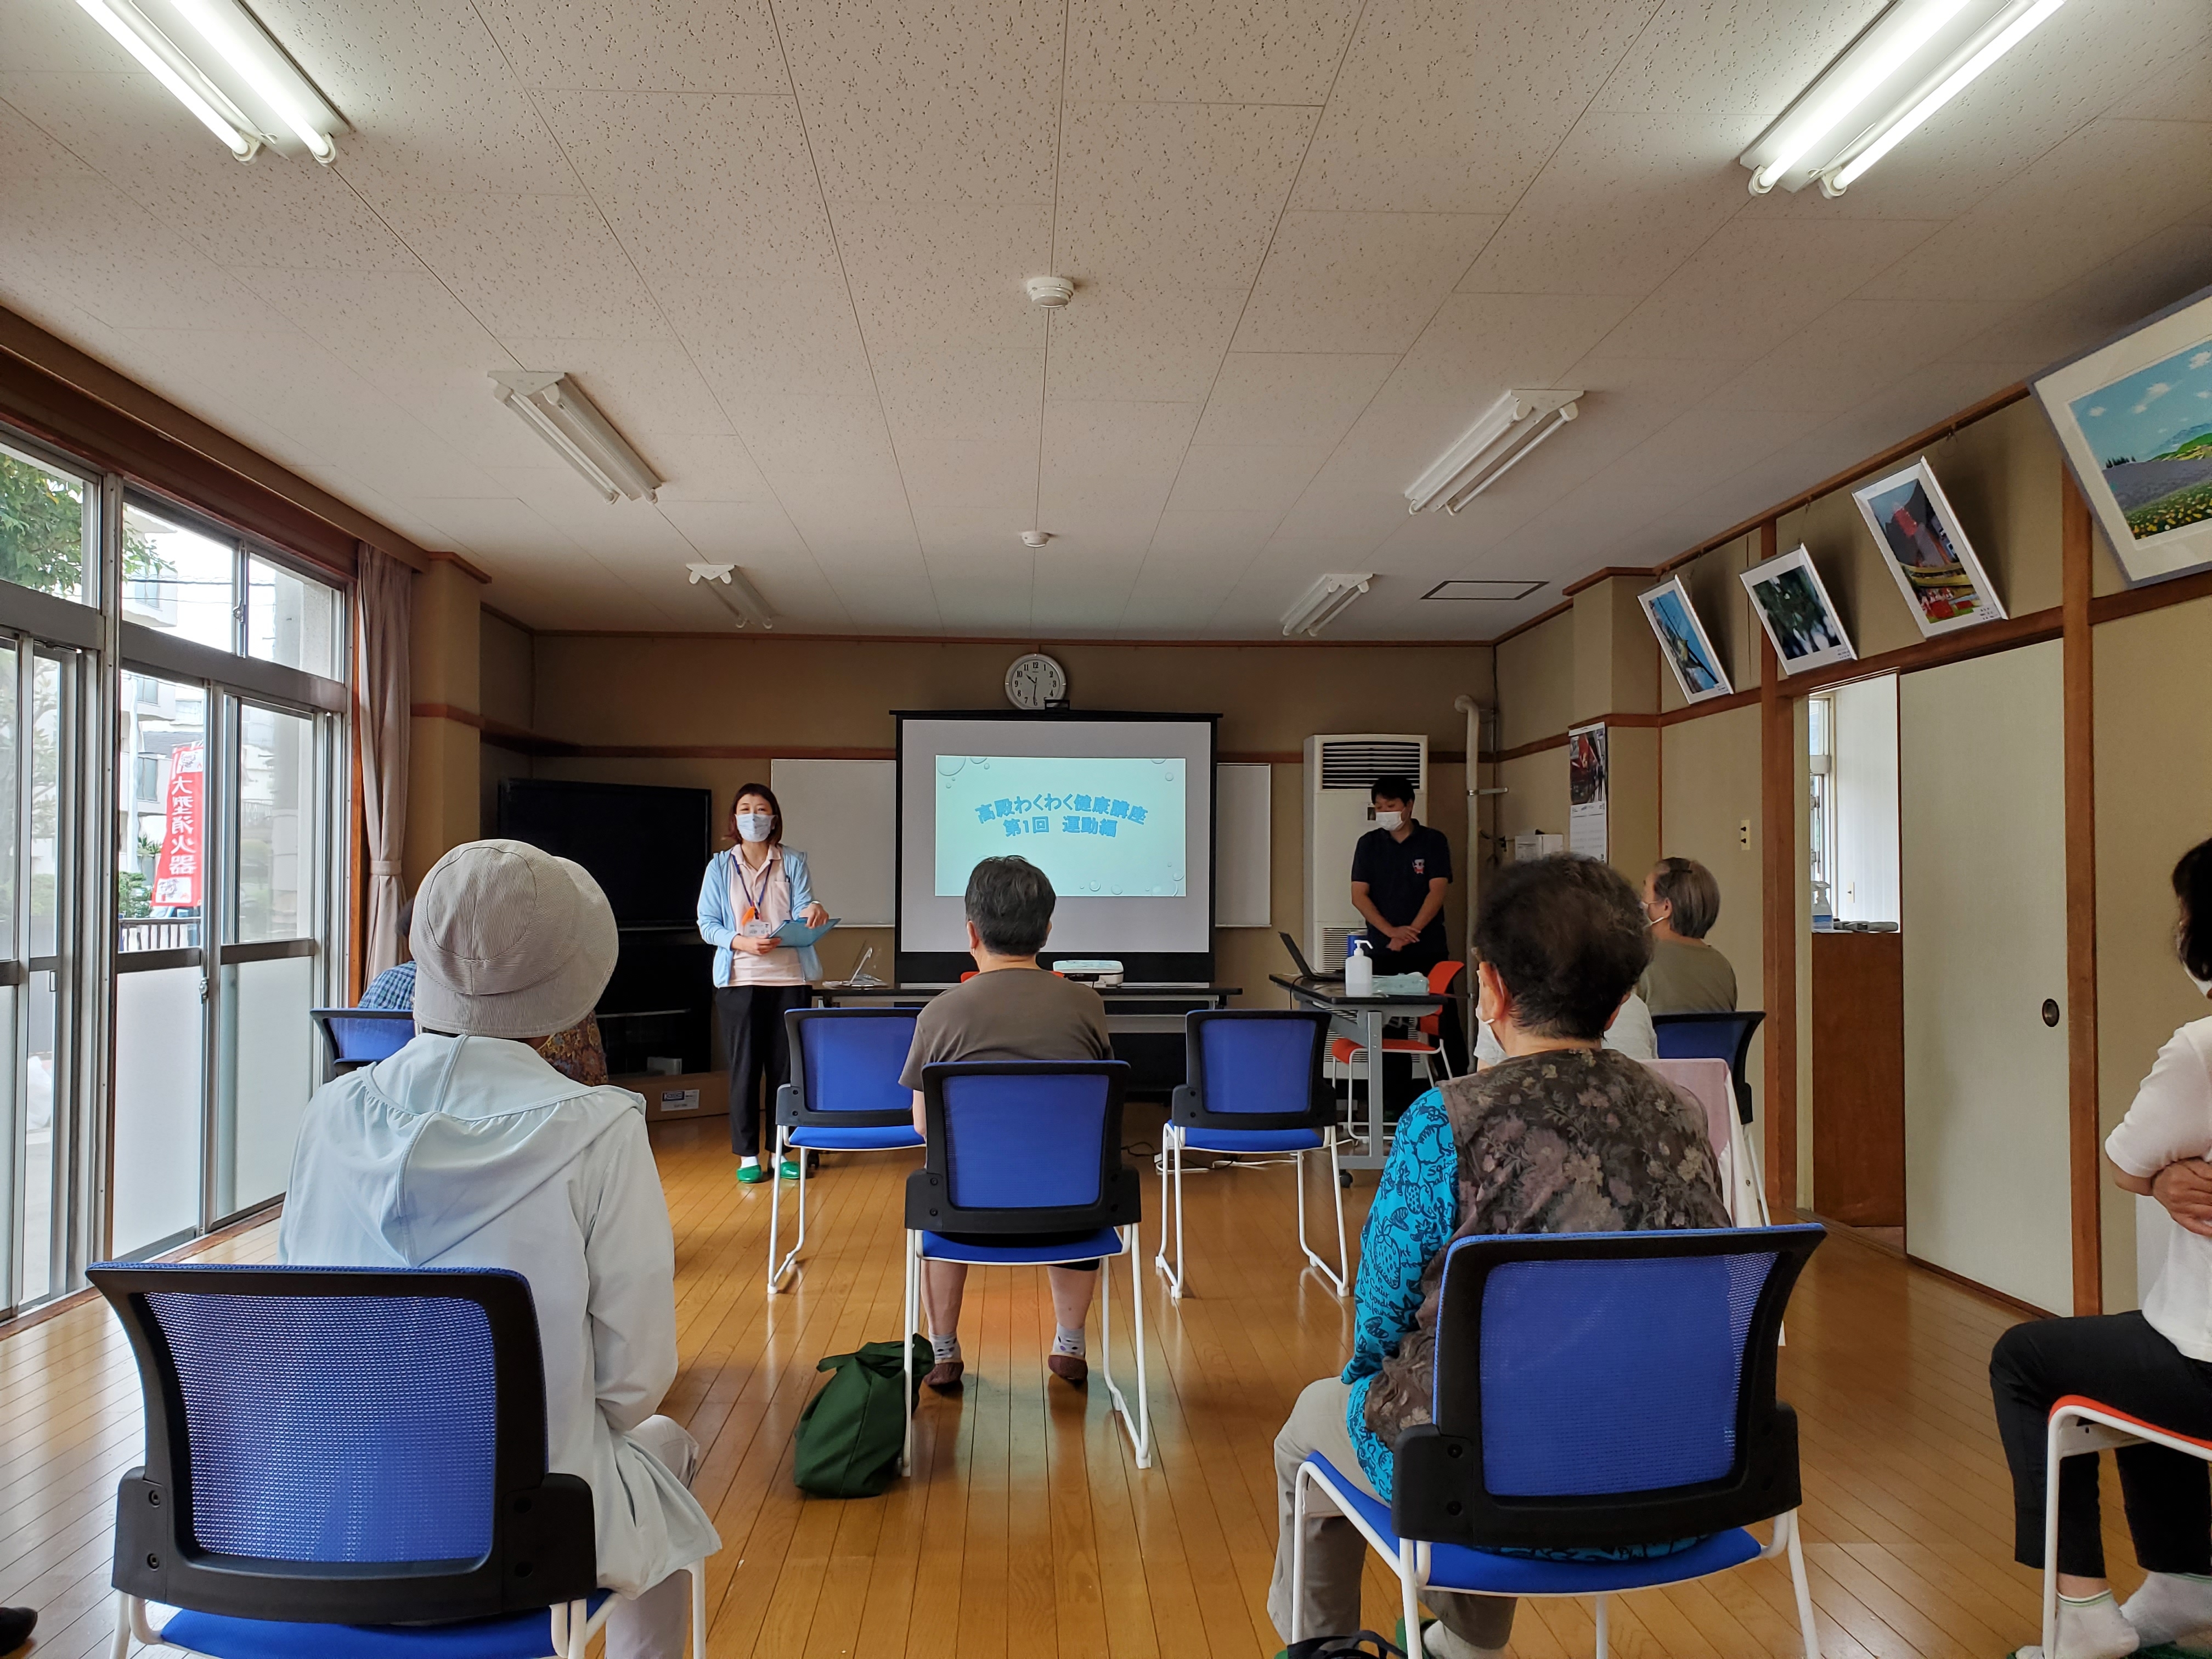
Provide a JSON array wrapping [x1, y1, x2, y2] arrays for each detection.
[[2123, 1572, 2212, 1648], [739, 1155, 758, 1167], [1424, 1620, 1504, 1659], [1053, 1325, 1086, 1358], [2032, 1591, 2140, 1659], [930, 1333, 960, 1363]]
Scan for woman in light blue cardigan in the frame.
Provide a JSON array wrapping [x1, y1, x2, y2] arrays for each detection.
[[697, 782, 827, 1183]]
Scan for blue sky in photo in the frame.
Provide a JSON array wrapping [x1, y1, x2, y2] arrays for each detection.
[[2069, 332, 2212, 461]]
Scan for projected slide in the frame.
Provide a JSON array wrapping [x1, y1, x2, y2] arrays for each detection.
[[935, 755, 1186, 898]]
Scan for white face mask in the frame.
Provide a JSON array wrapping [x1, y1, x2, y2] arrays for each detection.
[[736, 813, 775, 844], [1375, 810, 1405, 831], [2191, 967, 2212, 998]]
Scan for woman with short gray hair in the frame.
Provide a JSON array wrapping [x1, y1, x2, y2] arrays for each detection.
[[1637, 856, 1737, 1014]]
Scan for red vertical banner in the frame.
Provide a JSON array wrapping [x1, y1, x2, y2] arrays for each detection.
[[152, 743, 204, 909]]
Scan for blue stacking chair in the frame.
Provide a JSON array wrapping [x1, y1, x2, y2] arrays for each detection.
[[1154, 1009, 1345, 1301], [1291, 1225, 1825, 1659], [902, 1060, 1149, 1471], [89, 1261, 710, 1659], [1651, 1010, 1765, 1125], [769, 1007, 925, 1293], [311, 1007, 416, 1073]]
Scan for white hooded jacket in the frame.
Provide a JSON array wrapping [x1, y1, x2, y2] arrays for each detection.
[[278, 1034, 720, 1598]]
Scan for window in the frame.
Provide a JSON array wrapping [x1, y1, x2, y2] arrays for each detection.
[[235, 702, 317, 943], [1808, 694, 1836, 921], [123, 503, 236, 651], [247, 555, 341, 679], [0, 439, 92, 606]]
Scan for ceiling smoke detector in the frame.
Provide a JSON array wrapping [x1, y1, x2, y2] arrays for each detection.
[[1020, 529, 1051, 548], [1024, 276, 1075, 308]]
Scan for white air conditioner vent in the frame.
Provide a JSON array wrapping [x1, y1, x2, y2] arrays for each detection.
[[1317, 739, 1425, 792]]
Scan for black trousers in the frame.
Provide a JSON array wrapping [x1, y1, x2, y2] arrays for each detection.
[[1990, 1311, 2212, 1576], [716, 984, 810, 1159]]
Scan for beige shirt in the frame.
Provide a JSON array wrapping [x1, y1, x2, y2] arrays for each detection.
[[898, 967, 1112, 1088], [725, 847, 804, 987], [1638, 938, 1737, 1015]]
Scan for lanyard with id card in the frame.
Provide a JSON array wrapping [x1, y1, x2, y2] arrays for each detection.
[[735, 854, 777, 938]]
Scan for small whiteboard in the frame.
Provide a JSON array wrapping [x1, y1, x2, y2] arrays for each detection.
[[1215, 763, 1272, 928], [771, 759, 895, 926]]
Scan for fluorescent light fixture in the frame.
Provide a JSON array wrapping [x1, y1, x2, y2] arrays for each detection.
[[1421, 579, 1548, 602], [72, 0, 345, 163], [490, 371, 663, 504], [1282, 573, 1373, 639], [1740, 0, 2068, 196], [686, 563, 777, 631], [1404, 389, 1581, 516]]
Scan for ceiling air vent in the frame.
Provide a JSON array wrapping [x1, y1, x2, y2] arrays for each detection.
[[1318, 739, 1424, 792], [1423, 579, 1546, 602]]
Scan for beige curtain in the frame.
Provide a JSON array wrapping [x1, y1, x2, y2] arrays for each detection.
[[356, 543, 411, 980]]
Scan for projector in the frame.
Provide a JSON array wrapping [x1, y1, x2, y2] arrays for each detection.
[[1052, 958, 1125, 988]]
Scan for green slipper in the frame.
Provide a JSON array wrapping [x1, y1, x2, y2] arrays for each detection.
[[735, 1163, 769, 1185], [778, 1158, 803, 1180]]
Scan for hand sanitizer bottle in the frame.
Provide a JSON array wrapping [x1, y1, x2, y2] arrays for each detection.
[[1344, 935, 1374, 997]]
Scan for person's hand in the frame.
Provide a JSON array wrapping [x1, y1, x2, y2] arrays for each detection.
[[2153, 1161, 2212, 1238], [803, 903, 829, 927], [736, 934, 778, 956], [1387, 925, 1423, 951]]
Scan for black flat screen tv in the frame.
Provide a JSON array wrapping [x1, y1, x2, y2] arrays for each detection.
[[495, 779, 712, 929]]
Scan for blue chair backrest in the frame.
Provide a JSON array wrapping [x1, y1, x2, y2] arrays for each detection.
[[797, 1009, 920, 1113], [1651, 1011, 1761, 1066], [1431, 1226, 1821, 1506], [88, 1262, 597, 1626], [1197, 1012, 1324, 1115], [317, 1009, 415, 1065], [940, 1068, 1114, 1211], [147, 1283, 499, 1561]]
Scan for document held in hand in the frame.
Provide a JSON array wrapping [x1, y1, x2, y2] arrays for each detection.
[[774, 917, 839, 948]]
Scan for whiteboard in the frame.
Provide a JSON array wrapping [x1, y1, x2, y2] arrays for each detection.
[[771, 759, 895, 926], [1215, 763, 1272, 928]]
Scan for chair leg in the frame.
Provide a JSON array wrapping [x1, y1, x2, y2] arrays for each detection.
[[1398, 1544, 1425, 1659], [109, 1594, 131, 1659], [1594, 1593, 1610, 1659], [1784, 1510, 1819, 1659], [1295, 1131, 1349, 1297], [2042, 1413, 2067, 1659], [690, 1558, 708, 1659], [901, 1231, 918, 1477], [1153, 1129, 1186, 1300], [1290, 1465, 1311, 1645], [768, 1128, 808, 1293], [1099, 1229, 1152, 1468]]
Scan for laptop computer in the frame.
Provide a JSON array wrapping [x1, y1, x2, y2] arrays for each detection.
[[1280, 930, 1345, 984]]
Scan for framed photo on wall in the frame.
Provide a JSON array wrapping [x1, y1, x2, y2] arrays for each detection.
[[1852, 459, 2006, 637], [2033, 281, 2212, 586], [1739, 545, 1856, 676], [1637, 575, 1734, 704]]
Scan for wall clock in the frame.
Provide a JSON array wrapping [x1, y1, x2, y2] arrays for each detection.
[[1004, 652, 1066, 710]]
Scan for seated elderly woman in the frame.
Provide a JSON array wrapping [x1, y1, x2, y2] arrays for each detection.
[[1989, 836, 2212, 1659], [1267, 855, 1730, 1659]]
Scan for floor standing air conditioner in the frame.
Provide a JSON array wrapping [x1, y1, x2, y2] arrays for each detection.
[[1304, 733, 1428, 972]]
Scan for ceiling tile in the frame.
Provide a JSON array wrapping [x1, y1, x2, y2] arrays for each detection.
[[1064, 0, 1361, 104], [1291, 0, 1661, 213], [1702, 298, 1994, 414], [1457, 113, 1753, 297], [1037, 399, 1201, 518], [1591, 0, 1880, 118], [1055, 102, 1314, 290], [377, 191, 673, 340], [895, 438, 1039, 512], [1043, 286, 1245, 402], [835, 200, 1052, 354], [1193, 352, 1397, 447], [871, 347, 1043, 445], [653, 495, 806, 556], [500, 336, 733, 439], [472, 0, 786, 93], [1166, 443, 1334, 514], [774, 0, 1062, 208], [1233, 211, 1500, 354]]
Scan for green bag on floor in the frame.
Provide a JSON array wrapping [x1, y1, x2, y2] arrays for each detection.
[[793, 1335, 932, 1498]]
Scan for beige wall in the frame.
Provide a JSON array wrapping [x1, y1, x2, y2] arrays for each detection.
[[405, 561, 482, 890], [480, 610, 533, 730], [1656, 533, 1763, 715], [1496, 611, 1573, 752], [1660, 702, 1765, 1103]]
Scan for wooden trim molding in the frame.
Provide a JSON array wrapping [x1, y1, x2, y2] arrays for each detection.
[[1561, 567, 1661, 599], [2062, 469, 2101, 1315], [426, 550, 494, 585], [1757, 520, 1799, 1212], [0, 306, 434, 579], [410, 702, 482, 727], [1767, 605, 2064, 698], [1486, 597, 1575, 648]]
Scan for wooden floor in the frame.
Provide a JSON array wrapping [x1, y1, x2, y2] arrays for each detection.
[[0, 1109, 2149, 1659]]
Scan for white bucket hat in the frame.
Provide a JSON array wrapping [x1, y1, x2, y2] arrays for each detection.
[[410, 839, 617, 1040]]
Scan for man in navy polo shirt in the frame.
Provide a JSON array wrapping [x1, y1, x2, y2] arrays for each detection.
[[1349, 774, 1464, 1070]]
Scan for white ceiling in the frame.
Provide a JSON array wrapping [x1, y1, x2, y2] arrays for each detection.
[[2, 0, 2209, 639]]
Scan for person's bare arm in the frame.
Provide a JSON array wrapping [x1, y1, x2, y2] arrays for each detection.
[[1351, 880, 1421, 952], [1404, 877, 1450, 942], [2146, 1158, 2212, 1238], [912, 1088, 927, 1137]]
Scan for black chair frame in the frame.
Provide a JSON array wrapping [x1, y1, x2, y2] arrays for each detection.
[[91, 1262, 596, 1625], [903, 1060, 1139, 1235], [1651, 1010, 1767, 1124], [1168, 1008, 1334, 1133], [775, 1005, 922, 1131], [1390, 1224, 1824, 1553]]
